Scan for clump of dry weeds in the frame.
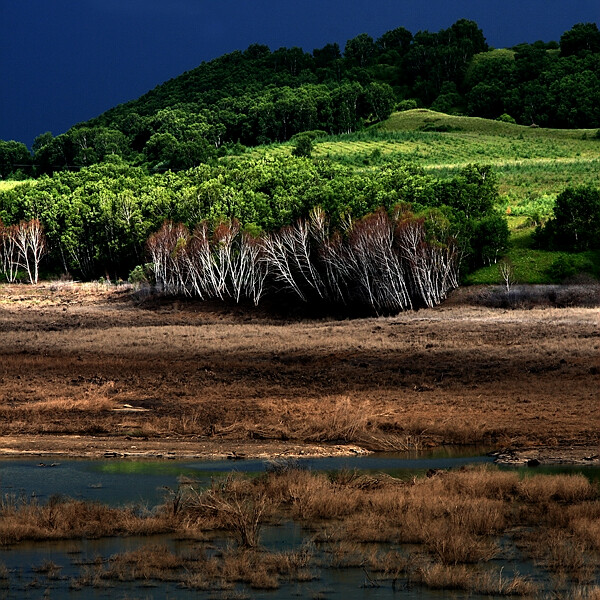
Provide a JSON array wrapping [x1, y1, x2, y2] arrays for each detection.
[[176, 474, 275, 548], [0, 494, 173, 545], [416, 562, 538, 595]]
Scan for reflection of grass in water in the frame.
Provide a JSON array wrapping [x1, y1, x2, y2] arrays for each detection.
[[327, 463, 600, 483], [504, 465, 600, 483], [94, 461, 227, 479], [93, 446, 495, 479], [405, 444, 496, 459]]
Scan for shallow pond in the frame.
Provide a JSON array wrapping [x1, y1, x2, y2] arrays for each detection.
[[0, 448, 597, 599], [0, 527, 543, 600]]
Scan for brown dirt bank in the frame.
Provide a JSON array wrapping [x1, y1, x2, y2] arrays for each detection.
[[0, 282, 598, 458], [0, 434, 368, 460]]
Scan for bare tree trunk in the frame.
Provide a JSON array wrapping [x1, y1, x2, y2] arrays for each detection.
[[262, 228, 307, 301], [146, 208, 459, 313], [147, 221, 189, 294], [0, 223, 20, 282], [241, 233, 268, 306], [25, 219, 47, 284]]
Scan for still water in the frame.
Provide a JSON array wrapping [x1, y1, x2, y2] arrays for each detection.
[[0, 446, 497, 506]]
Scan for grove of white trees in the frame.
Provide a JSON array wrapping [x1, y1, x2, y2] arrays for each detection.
[[147, 208, 459, 313], [0, 219, 47, 284]]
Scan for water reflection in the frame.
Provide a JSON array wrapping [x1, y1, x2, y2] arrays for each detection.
[[0, 446, 495, 506], [0, 446, 597, 507]]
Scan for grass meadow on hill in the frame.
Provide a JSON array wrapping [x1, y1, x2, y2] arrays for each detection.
[[254, 109, 600, 211], [380, 109, 598, 139], [322, 110, 600, 205]]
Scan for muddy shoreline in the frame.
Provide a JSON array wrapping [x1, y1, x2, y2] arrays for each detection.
[[0, 434, 369, 461], [492, 444, 600, 466], [0, 434, 597, 466]]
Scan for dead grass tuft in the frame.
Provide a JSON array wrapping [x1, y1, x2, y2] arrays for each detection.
[[417, 562, 537, 595], [104, 544, 186, 582], [553, 585, 600, 600], [0, 494, 172, 545], [423, 523, 499, 565], [439, 465, 521, 500], [518, 473, 597, 504]]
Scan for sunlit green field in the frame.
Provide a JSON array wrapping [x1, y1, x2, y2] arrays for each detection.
[[253, 109, 600, 218], [0, 180, 29, 192]]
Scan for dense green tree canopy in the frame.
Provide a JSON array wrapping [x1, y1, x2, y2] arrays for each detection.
[[0, 157, 507, 279], [0, 141, 31, 179], [560, 22, 600, 56]]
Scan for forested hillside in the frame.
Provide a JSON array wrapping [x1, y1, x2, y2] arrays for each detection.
[[1, 20, 599, 176]]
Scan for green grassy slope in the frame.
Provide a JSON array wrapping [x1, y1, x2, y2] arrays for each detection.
[[253, 110, 600, 285], [257, 110, 599, 211], [379, 110, 600, 211], [380, 109, 596, 138]]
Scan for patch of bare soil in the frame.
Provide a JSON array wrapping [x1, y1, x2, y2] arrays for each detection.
[[0, 282, 598, 460], [494, 445, 600, 466]]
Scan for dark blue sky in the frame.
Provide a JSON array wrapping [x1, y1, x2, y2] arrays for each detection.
[[1, 1, 598, 146]]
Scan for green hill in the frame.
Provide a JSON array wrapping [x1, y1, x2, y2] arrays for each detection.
[[3, 21, 596, 179], [255, 109, 600, 210], [380, 109, 597, 138]]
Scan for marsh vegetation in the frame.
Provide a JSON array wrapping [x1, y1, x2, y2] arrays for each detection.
[[0, 465, 598, 597]]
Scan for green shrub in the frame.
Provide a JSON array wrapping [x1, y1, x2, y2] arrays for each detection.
[[397, 99, 418, 112], [291, 130, 326, 141], [546, 255, 578, 282], [470, 214, 510, 267], [546, 255, 595, 282], [535, 185, 600, 251], [128, 264, 150, 284], [291, 135, 313, 158], [496, 113, 516, 124]]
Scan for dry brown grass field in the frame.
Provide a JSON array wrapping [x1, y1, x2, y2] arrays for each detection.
[[0, 282, 597, 457]]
